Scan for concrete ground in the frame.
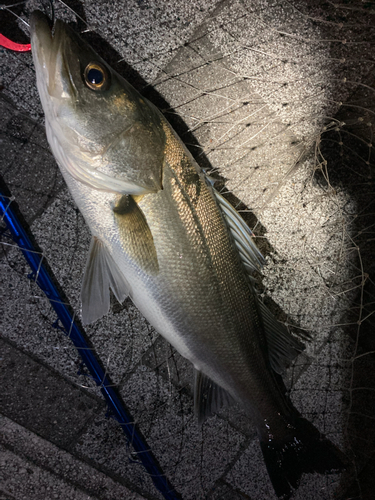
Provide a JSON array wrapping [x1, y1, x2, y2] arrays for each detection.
[[1, 1, 375, 499]]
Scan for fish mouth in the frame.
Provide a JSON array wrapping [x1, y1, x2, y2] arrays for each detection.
[[29, 11, 53, 64], [30, 11, 57, 94], [30, 11, 79, 104]]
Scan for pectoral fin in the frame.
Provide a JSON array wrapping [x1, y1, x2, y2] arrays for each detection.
[[194, 370, 234, 424], [114, 195, 159, 275], [81, 237, 130, 324]]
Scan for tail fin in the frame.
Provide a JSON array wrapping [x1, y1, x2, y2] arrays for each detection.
[[260, 416, 347, 499]]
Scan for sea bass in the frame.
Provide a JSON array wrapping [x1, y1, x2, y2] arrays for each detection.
[[30, 11, 346, 499]]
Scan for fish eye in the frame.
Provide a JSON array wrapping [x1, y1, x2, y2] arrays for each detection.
[[84, 62, 109, 91]]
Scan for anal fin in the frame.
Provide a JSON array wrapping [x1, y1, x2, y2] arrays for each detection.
[[194, 369, 234, 424], [81, 237, 130, 324]]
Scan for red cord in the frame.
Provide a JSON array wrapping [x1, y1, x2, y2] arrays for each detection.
[[0, 33, 31, 52]]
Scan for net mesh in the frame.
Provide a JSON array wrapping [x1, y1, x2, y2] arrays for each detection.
[[1, 1, 375, 499]]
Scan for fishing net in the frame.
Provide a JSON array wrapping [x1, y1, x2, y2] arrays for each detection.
[[1, 1, 375, 499]]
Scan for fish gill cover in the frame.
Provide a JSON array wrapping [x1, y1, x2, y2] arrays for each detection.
[[0, 0, 374, 499]]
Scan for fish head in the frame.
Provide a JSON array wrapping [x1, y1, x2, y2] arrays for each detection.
[[30, 11, 165, 195]]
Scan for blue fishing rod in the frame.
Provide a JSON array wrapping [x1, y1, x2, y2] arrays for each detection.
[[0, 190, 181, 500]]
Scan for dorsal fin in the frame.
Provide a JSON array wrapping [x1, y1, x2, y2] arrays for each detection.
[[213, 189, 264, 273], [257, 300, 304, 374], [213, 188, 304, 374], [194, 369, 234, 424]]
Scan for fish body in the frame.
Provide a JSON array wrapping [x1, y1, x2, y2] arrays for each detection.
[[30, 11, 346, 498]]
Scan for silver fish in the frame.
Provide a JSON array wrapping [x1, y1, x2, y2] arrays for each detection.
[[30, 11, 346, 498]]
